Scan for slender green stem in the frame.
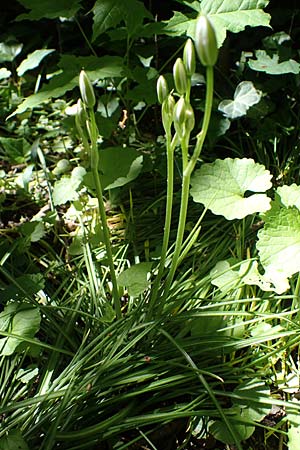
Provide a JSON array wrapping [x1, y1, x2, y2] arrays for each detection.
[[148, 131, 176, 314], [88, 110, 122, 319], [160, 65, 214, 306]]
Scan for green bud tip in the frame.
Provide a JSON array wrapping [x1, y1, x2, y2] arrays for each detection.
[[183, 39, 196, 77], [194, 15, 218, 67], [157, 75, 169, 104], [173, 58, 188, 95], [79, 70, 96, 109]]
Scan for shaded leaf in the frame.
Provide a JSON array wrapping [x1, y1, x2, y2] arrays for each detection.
[[92, 0, 152, 41], [190, 158, 272, 220], [0, 137, 31, 163], [0, 429, 29, 450], [118, 262, 152, 297], [17, 49, 55, 76], [218, 81, 261, 119], [16, 0, 82, 20], [248, 50, 300, 74]]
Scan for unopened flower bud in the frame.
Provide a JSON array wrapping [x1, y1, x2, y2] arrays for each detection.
[[157, 75, 169, 104], [162, 94, 175, 132], [194, 15, 218, 67], [183, 39, 196, 77], [173, 58, 188, 95], [184, 103, 195, 133], [79, 70, 96, 109]]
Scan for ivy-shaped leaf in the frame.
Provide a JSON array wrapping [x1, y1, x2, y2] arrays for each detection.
[[218, 81, 261, 119], [92, 0, 152, 41], [53, 166, 86, 206], [190, 158, 272, 220], [17, 49, 55, 76], [0, 67, 11, 80], [163, 0, 271, 48], [248, 50, 300, 75], [16, 0, 82, 20], [0, 42, 23, 63], [117, 262, 152, 297], [256, 206, 300, 292]]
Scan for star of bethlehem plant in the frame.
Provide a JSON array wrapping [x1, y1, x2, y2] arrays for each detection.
[[76, 14, 300, 322]]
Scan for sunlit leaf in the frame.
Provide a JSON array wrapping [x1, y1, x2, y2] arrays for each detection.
[[190, 158, 272, 220], [0, 67, 11, 80], [257, 206, 300, 292], [248, 49, 300, 74], [0, 303, 41, 356], [218, 81, 261, 119], [17, 48, 55, 76], [9, 55, 123, 117], [53, 166, 86, 206], [163, 0, 271, 48], [0, 42, 23, 62]]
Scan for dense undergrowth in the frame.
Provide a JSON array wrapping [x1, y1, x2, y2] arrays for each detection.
[[1, 1, 300, 449]]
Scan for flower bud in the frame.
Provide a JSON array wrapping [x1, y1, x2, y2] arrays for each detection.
[[184, 103, 195, 134], [173, 96, 187, 137], [194, 15, 218, 67], [157, 75, 169, 104], [183, 39, 196, 77], [173, 58, 188, 95], [162, 94, 175, 132], [79, 70, 96, 109]]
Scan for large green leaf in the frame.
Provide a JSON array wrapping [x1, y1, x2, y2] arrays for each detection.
[[9, 55, 123, 117], [17, 49, 55, 76], [92, 0, 152, 41], [256, 206, 300, 292], [248, 50, 300, 75], [218, 81, 261, 119], [190, 158, 272, 220], [118, 262, 152, 297], [0, 42, 23, 63], [0, 136, 31, 163], [0, 429, 29, 450], [0, 303, 41, 356], [163, 0, 271, 48], [16, 0, 82, 20]]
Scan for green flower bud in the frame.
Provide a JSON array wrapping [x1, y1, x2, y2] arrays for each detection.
[[79, 70, 96, 109], [157, 75, 169, 104], [173, 96, 187, 136], [194, 15, 218, 67], [173, 58, 188, 95], [162, 94, 175, 132], [184, 103, 195, 134], [183, 38, 196, 77], [76, 99, 88, 126]]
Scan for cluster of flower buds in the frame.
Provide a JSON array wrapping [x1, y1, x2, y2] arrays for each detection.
[[157, 14, 218, 137]]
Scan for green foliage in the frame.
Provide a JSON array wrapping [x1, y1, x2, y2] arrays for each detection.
[[164, 0, 271, 47], [118, 262, 152, 296], [92, 0, 152, 40], [248, 49, 300, 74], [0, 303, 41, 356], [0, 430, 29, 450], [218, 81, 261, 119], [190, 158, 272, 220], [17, 49, 55, 77], [16, 0, 82, 20], [53, 166, 86, 205]]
